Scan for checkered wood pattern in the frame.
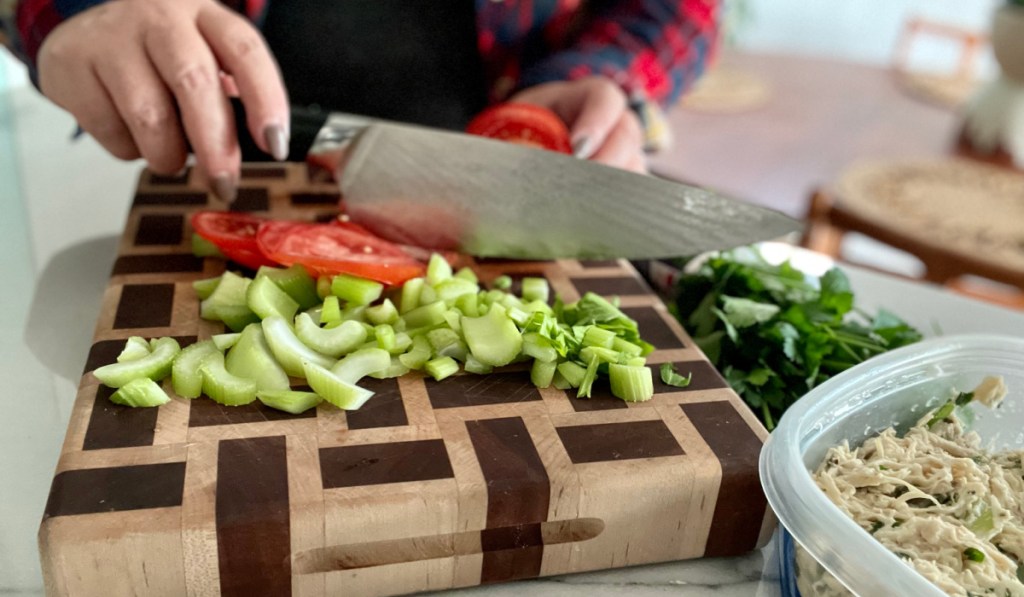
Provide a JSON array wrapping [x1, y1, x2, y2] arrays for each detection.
[[38, 164, 775, 597]]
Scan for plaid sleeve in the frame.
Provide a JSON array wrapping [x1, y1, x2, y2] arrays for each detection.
[[518, 0, 721, 107]]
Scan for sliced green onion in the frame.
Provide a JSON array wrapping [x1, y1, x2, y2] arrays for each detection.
[[521, 277, 549, 303], [610, 363, 654, 402], [94, 336, 181, 388], [531, 359, 557, 389], [294, 314, 368, 358], [400, 277, 425, 313], [247, 274, 300, 321], [331, 274, 383, 305], [425, 356, 460, 381], [331, 347, 392, 384], [963, 547, 985, 563], [192, 276, 222, 301], [365, 298, 399, 325], [426, 253, 453, 286], [257, 264, 319, 310], [320, 295, 342, 325], [224, 324, 290, 392], [117, 336, 152, 363], [492, 275, 512, 290], [200, 352, 258, 406], [212, 332, 241, 352], [927, 400, 956, 428], [257, 390, 322, 414], [171, 340, 219, 398], [402, 300, 448, 329], [261, 315, 335, 377], [461, 303, 523, 367], [303, 361, 375, 410], [109, 377, 171, 408], [660, 363, 692, 388]]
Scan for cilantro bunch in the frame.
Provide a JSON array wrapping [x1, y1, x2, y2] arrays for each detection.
[[669, 251, 922, 430]]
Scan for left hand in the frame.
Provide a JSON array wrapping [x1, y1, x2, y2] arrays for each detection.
[[511, 76, 647, 173]]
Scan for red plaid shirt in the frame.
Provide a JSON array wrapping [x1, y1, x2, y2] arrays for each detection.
[[4, 0, 718, 107]]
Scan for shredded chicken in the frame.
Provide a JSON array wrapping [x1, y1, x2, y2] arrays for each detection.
[[799, 376, 1024, 597]]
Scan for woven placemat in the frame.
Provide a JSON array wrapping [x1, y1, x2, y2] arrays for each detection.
[[835, 158, 1024, 274], [678, 67, 772, 114], [894, 70, 981, 110]]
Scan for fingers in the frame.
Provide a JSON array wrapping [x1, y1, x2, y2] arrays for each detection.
[[590, 111, 646, 172], [145, 17, 240, 201], [198, 4, 290, 161], [563, 78, 628, 159], [43, 69, 141, 162], [95, 51, 188, 175]]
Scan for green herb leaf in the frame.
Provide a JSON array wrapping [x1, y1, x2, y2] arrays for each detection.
[[927, 400, 956, 428], [659, 363, 693, 388], [963, 547, 985, 563], [720, 296, 781, 328]]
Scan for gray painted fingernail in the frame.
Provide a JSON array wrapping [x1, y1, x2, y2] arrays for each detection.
[[573, 136, 594, 159], [264, 124, 289, 161], [212, 173, 237, 203]]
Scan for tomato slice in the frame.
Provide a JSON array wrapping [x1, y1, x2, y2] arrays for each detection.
[[191, 211, 267, 251], [257, 221, 426, 286], [218, 246, 278, 271], [466, 103, 572, 154]]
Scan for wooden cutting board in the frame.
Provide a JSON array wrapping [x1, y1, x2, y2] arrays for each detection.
[[38, 164, 774, 597]]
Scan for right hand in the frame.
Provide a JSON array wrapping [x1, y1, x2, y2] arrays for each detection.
[[37, 0, 290, 201]]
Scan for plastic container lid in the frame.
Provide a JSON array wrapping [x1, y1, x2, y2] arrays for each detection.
[[760, 334, 1024, 596]]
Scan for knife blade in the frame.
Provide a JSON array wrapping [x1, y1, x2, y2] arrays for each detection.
[[246, 104, 802, 260]]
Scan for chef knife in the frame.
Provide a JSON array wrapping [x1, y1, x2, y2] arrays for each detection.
[[243, 104, 802, 260]]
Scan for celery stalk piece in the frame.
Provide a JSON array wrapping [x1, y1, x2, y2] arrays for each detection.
[[525, 300, 554, 315], [453, 267, 478, 284], [247, 274, 300, 321], [320, 295, 342, 325], [426, 253, 453, 286], [522, 333, 558, 363], [94, 336, 181, 388], [341, 304, 368, 323], [400, 277, 424, 314], [659, 363, 692, 388], [171, 340, 220, 398], [212, 333, 241, 352], [117, 336, 152, 363], [419, 284, 438, 305], [398, 335, 433, 370], [201, 271, 259, 332], [464, 353, 493, 375], [294, 314, 368, 358], [492, 275, 512, 290], [200, 352, 258, 406], [225, 324, 290, 392], [580, 346, 620, 365], [261, 315, 335, 377], [443, 310, 463, 334], [390, 332, 413, 355], [375, 324, 397, 352], [402, 301, 448, 329], [331, 274, 383, 305], [316, 275, 332, 299], [552, 370, 571, 391], [365, 298, 399, 325], [257, 264, 320, 310], [577, 355, 600, 399], [368, 357, 411, 379], [256, 390, 322, 414], [109, 377, 172, 408], [425, 356, 460, 381], [521, 277, 549, 304], [609, 363, 654, 402], [331, 347, 392, 384], [455, 292, 479, 318], [507, 306, 530, 327], [192, 276, 222, 301], [303, 361, 375, 410], [556, 361, 586, 388], [435, 278, 478, 304], [191, 233, 223, 257], [582, 326, 616, 350], [531, 359, 557, 389], [461, 303, 523, 367], [625, 356, 648, 367], [612, 337, 644, 357], [427, 328, 468, 362]]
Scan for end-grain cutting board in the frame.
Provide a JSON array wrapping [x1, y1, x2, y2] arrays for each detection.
[[38, 164, 775, 597]]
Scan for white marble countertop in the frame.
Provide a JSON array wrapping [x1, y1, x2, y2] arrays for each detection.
[[4, 84, 1024, 597]]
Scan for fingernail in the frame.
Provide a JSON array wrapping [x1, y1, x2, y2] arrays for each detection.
[[212, 173, 237, 203], [264, 124, 289, 161], [172, 166, 189, 178], [573, 136, 594, 159]]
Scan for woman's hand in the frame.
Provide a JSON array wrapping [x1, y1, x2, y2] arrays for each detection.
[[37, 0, 290, 201], [510, 77, 647, 173]]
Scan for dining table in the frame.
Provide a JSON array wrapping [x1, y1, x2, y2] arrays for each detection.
[[3, 49, 1023, 597]]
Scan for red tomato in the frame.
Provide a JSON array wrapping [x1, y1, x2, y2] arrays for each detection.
[[465, 103, 572, 154], [257, 221, 426, 286], [218, 246, 278, 270], [191, 211, 278, 269]]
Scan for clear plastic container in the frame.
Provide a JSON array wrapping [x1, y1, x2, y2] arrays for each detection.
[[760, 334, 1024, 596]]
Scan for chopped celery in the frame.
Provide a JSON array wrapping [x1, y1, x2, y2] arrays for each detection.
[[612, 337, 644, 357], [365, 298, 399, 325], [331, 274, 383, 305], [552, 370, 571, 390], [256, 390, 322, 414], [171, 340, 219, 398], [303, 361, 375, 410], [117, 336, 152, 362], [522, 333, 558, 363], [435, 278, 478, 304], [200, 271, 259, 332], [609, 363, 654, 402], [402, 301, 448, 328], [192, 276, 222, 301], [464, 354, 493, 375], [331, 347, 392, 384], [94, 337, 181, 388], [192, 233, 223, 257], [525, 300, 554, 315], [225, 324, 290, 392], [392, 318, 407, 333], [375, 324, 397, 352], [580, 346, 619, 365], [368, 357, 411, 379], [531, 359, 557, 388], [625, 356, 647, 367], [521, 277, 549, 303], [390, 332, 413, 355], [582, 326, 616, 350], [557, 361, 586, 388], [400, 277, 425, 313], [443, 310, 463, 334], [212, 305, 262, 333], [261, 315, 335, 377], [200, 352, 258, 406], [340, 304, 367, 323], [320, 295, 342, 325], [577, 355, 600, 398], [454, 267, 478, 284], [316, 275, 332, 299], [109, 377, 171, 408], [507, 306, 531, 327], [492, 275, 512, 290], [425, 356, 459, 381], [398, 335, 433, 370], [257, 264, 319, 310], [455, 292, 479, 317], [294, 314, 367, 357], [461, 303, 522, 367], [427, 328, 468, 361], [212, 332, 241, 351], [426, 253, 453, 285], [247, 274, 300, 321], [419, 284, 438, 305], [659, 363, 692, 388]]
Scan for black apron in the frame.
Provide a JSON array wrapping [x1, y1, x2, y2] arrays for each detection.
[[261, 0, 487, 132]]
